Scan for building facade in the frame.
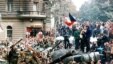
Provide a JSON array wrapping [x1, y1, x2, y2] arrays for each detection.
[[0, 0, 49, 41]]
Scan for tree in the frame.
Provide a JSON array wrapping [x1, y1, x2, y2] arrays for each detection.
[[79, 0, 113, 22]]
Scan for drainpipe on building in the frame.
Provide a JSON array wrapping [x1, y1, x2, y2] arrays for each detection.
[[43, 20, 46, 31], [0, 13, 3, 33]]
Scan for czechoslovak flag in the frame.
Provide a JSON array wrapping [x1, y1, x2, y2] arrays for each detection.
[[69, 13, 76, 23], [64, 13, 76, 27], [64, 16, 73, 26]]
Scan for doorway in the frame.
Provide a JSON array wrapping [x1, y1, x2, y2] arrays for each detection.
[[26, 27, 42, 37]]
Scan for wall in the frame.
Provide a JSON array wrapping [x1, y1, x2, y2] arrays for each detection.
[[0, 19, 44, 41]]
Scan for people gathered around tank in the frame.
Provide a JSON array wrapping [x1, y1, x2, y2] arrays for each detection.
[[0, 21, 113, 64]]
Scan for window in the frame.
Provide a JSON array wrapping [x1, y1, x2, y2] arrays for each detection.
[[33, 2, 38, 14], [7, 0, 13, 12], [33, 2, 38, 11], [7, 26, 12, 38]]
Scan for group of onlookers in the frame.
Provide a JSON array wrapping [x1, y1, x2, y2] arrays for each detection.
[[57, 21, 113, 64], [1, 21, 113, 64]]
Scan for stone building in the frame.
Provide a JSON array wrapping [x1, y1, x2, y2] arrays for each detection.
[[0, 0, 49, 41]]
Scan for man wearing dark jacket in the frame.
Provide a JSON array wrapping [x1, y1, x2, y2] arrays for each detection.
[[8, 46, 18, 64], [63, 26, 71, 49], [85, 26, 92, 52], [81, 26, 92, 52]]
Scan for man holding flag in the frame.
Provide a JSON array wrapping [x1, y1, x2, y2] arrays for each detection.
[[63, 13, 76, 49]]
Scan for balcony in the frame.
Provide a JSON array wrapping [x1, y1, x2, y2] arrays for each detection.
[[17, 11, 46, 19], [1, 12, 18, 19]]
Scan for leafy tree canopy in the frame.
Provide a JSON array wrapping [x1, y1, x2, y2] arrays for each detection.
[[79, 0, 113, 22]]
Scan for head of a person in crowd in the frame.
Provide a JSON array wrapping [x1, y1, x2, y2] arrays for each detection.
[[21, 48, 23, 51], [104, 41, 110, 47], [83, 25, 87, 30], [86, 25, 90, 29], [111, 39, 113, 44], [13, 47, 17, 51], [96, 23, 100, 29], [102, 23, 105, 26], [109, 39, 113, 44], [72, 25, 77, 31], [110, 43, 113, 47], [104, 42, 107, 46]]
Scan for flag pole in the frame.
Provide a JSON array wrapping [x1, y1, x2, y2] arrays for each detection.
[[54, 18, 57, 43]]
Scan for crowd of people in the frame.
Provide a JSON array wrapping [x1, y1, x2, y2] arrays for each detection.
[[0, 29, 55, 64], [57, 21, 113, 64], [0, 21, 113, 64]]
